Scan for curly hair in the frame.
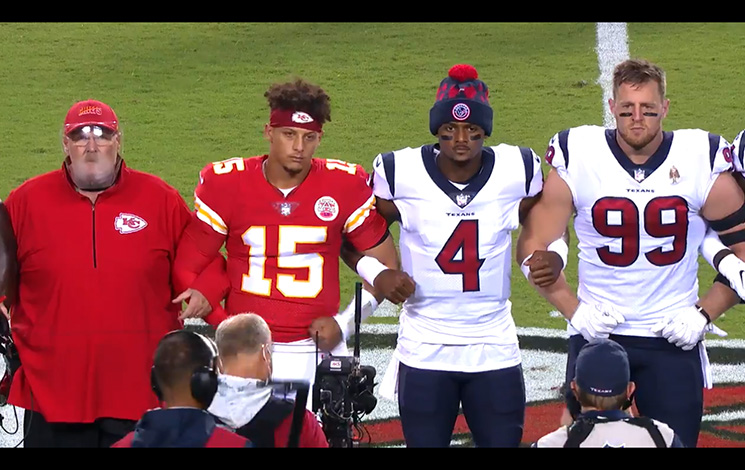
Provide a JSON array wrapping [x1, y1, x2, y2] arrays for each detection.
[[264, 78, 332, 125]]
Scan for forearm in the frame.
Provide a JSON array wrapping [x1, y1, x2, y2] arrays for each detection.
[[341, 238, 385, 303], [359, 235, 399, 303], [532, 273, 580, 320], [361, 234, 399, 270], [700, 227, 728, 270], [698, 279, 741, 321], [333, 286, 378, 341], [335, 241, 382, 339], [191, 254, 230, 310], [340, 239, 365, 272], [173, 221, 225, 292], [516, 225, 547, 265]]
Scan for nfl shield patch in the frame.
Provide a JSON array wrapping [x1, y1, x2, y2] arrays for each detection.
[[634, 168, 645, 182], [272, 201, 298, 216], [455, 193, 470, 208]]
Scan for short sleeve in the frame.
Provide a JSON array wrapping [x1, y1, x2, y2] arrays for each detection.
[[193, 158, 243, 236], [371, 152, 394, 201]]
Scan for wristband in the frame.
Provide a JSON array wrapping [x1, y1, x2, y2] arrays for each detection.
[[356, 256, 389, 286], [700, 228, 730, 270], [333, 289, 379, 341], [520, 254, 533, 280], [713, 249, 735, 272], [695, 304, 712, 324], [547, 238, 569, 269]]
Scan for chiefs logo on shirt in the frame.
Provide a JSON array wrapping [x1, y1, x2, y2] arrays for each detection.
[[114, 213, 148, 234]]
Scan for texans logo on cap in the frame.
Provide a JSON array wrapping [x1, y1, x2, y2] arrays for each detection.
[[452, 103, 471, 121]]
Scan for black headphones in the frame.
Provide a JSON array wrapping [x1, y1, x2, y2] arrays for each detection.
[[151, 330, 219, 408]]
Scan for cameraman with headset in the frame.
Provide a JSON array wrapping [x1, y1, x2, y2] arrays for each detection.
[[112, 330, 251, 448], [208, 313, 328, 448]]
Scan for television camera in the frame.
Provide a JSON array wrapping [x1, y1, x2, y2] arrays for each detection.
[[313, 282, 378, 448]]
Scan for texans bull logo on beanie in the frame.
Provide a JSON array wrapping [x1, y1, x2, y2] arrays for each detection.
[[429, 64, 493, 137]]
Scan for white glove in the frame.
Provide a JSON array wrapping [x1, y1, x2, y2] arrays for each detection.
[[333, 289, 379, 342], [650, 306, 728, 351], [569, 302, 625, 342], [716, 253, 745, 300]]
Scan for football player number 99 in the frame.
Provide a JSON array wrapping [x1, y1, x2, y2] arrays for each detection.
[[591, 195, 689, 267]]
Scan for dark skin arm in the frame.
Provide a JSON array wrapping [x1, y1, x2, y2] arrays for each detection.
[[311, 199, 414, 351], [339, 198, 400, 275], [338, 196, 410, 304]]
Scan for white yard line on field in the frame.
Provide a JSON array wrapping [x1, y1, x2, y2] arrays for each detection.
[[595, 22, 629, 128]]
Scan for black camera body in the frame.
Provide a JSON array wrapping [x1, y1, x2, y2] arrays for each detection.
[[0, 313, 19, 407], [312, 283, 378, 448], [313, 356, 377, 448]]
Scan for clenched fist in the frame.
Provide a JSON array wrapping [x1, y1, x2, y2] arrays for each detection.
[[524, 250, 564, 288], [374, 269, 416, 304], [309, 316, 343, 352]]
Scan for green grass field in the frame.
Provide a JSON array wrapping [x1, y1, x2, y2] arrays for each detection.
[[1, 22, 744, 336]]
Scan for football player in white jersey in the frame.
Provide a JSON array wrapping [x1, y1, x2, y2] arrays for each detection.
[[345, 64, 567, 448], [516, 58, 745, 448]]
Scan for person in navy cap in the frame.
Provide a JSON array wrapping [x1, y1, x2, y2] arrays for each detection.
[[533, 339, 684, 447]]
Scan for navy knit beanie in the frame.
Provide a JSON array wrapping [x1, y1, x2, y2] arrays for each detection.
[[429, 64, 493, 137]]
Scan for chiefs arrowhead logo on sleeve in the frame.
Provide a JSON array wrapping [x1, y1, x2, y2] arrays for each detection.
[[114, 213, 148, 234]]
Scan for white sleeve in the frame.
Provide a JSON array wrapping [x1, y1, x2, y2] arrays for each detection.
[[702, 133, 735, 206], [544, 129, 577, 198], [522, 147, 544, 197], [700, 227, 729, 270], [732, 129, 745, 174], [371, 152, 394, 201]]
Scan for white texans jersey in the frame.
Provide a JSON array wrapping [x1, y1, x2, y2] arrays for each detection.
[[372, 143, 542, 345], [547, 125, 734, 336], [732, 129, 745, 174]]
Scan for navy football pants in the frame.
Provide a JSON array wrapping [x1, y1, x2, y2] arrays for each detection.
[[398, 362, 525, 447], [565, 334, 704, 448]]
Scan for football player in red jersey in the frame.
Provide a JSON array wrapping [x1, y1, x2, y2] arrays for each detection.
[[173, 78, 415, 386]]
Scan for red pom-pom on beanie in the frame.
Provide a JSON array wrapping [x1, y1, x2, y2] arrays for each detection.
[[448, 64, 478, 82]]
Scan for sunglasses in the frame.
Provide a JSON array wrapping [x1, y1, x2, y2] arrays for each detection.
[[67, 125, 118, 147]]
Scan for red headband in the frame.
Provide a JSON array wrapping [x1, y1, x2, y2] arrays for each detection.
[[269, 109, 322, 132]]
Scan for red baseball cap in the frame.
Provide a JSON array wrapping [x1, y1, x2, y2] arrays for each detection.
[[63, 99, 119, 135]]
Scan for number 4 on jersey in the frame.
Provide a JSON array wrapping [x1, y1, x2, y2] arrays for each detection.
[[435, 220, 485, 292]]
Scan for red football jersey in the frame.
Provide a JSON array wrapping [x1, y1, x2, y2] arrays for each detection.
[[179, 155, 387, 343]]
